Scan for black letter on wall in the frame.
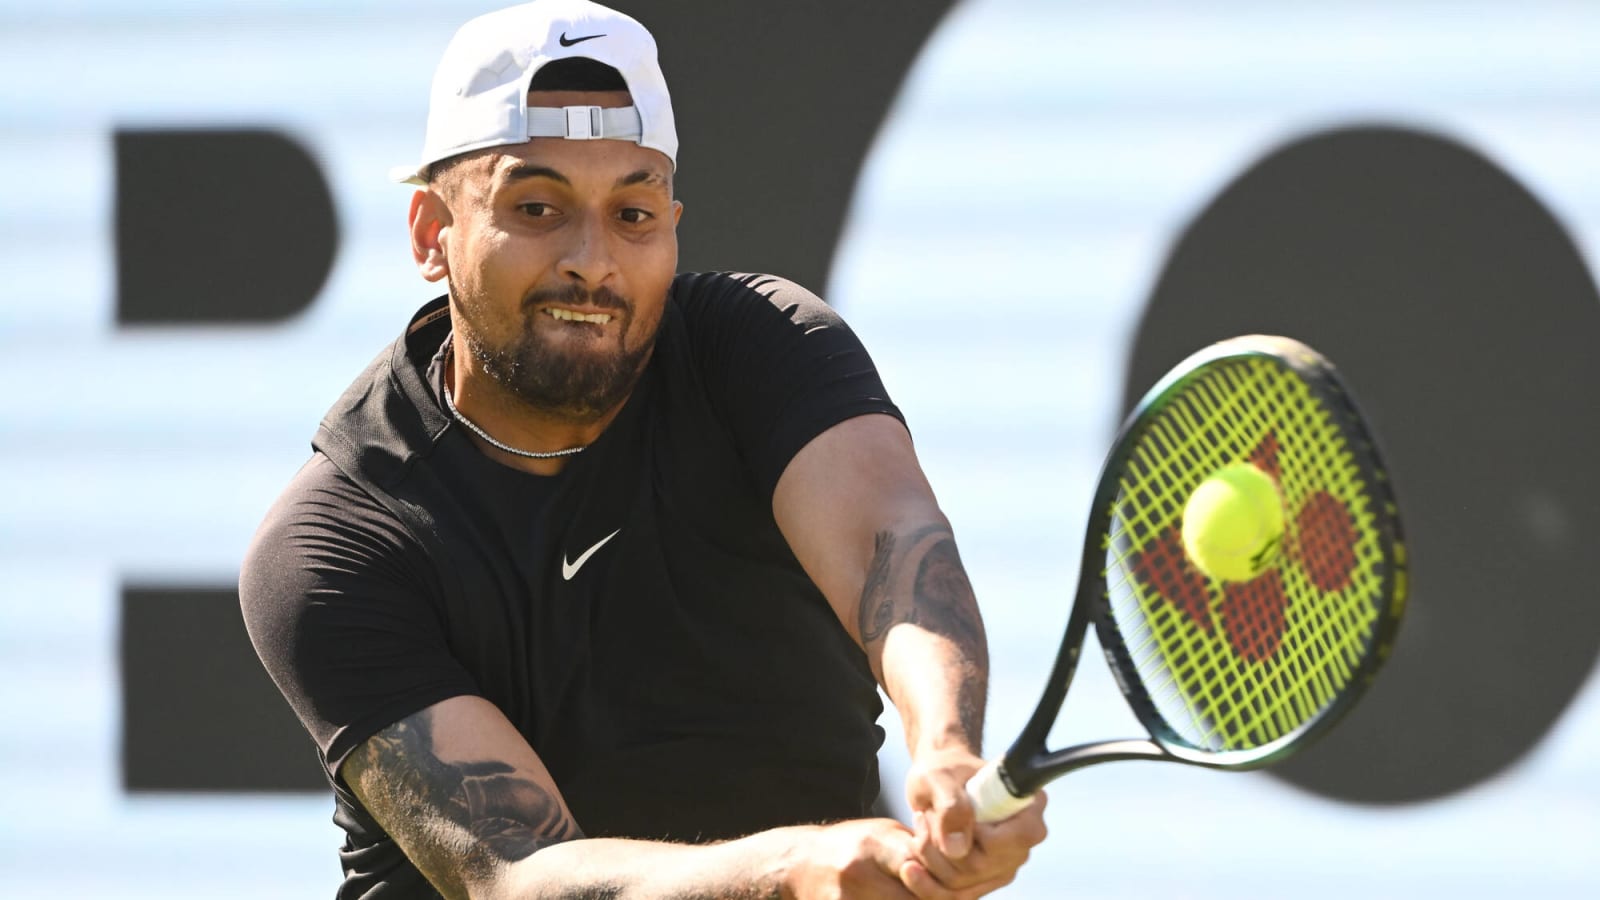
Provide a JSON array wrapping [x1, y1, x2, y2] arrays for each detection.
[[122, 586, 325, 792], [640, 0, 955, 293], [115, 129, 337, 326]]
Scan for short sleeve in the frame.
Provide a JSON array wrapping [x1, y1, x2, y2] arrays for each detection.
[[671, 273, 906, 496], [239, 453, 480, 780]]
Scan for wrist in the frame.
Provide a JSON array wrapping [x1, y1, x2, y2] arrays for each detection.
[[760, 824, 821, 900], [912, 727, 982, 761]]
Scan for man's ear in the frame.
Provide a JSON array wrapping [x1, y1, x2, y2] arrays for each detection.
[[409, 189, 452, 283]]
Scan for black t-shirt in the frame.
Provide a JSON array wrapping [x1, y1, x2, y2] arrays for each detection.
[[241, 273, 905, 898]]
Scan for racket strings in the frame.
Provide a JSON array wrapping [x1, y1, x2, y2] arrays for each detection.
[[1110, 361, 1296, 745], [1102, 356, 1390, 754], [1196, 361, 1367, 745], [1230, 366, 1373, 734], [1167, 363, 1373, 746]]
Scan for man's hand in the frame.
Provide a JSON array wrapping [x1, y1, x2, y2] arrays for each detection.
[[785, 817, 1041, 900], [781, 818, 922, 899], [903, 748, 1049, 895], [905, 746, 985, 862]]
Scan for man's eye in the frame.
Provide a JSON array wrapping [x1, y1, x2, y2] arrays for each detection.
[[520, 202, 557, 217], [619, 208, 653, 224]]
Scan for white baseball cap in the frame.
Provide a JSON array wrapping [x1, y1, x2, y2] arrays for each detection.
[[391, 0, 678, 185]]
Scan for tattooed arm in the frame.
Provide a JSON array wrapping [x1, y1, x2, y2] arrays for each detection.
[[774, 414, 1047, 894], [339, 697, 582, 894], [773, 415, 990, 764], [341, 694, 952, 900]]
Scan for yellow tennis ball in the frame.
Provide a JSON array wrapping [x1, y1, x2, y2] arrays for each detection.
[[1181, 462, 1286, 582]]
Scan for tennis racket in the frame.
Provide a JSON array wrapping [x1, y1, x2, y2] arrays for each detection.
[[966, 334, 1407, 822]]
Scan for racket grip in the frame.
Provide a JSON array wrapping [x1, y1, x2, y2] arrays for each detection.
[[966, 760, 1034, 824]]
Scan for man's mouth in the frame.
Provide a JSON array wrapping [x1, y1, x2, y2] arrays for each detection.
[[546, 308, 613, 324]]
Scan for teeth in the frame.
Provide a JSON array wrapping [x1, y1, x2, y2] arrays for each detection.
[[548, 308, 612, 324]]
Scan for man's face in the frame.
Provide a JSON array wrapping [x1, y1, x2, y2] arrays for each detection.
[[427, 89, 682, 422]]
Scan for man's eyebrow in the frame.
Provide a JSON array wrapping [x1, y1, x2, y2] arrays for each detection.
[[502, 164, 571, 186], [615, 169, 669, 190]]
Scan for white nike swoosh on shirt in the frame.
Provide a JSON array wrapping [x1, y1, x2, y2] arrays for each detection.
[[562, 528, 621, 581]]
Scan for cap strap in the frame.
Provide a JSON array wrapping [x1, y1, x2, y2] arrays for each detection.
[[527, 105, 643, 142]]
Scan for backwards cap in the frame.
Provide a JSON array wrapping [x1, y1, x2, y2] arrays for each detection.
[[392, 0, 677, 184]]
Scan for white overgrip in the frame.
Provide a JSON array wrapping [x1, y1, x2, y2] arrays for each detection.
[[965, 759, 1034, 824]]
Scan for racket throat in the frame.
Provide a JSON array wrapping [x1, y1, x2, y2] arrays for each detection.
[[1008, 738, 1168, 794]]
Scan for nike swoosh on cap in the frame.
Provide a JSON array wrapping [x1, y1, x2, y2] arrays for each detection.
[[562, 528, 621, 581], [559, 32, 606, 47]]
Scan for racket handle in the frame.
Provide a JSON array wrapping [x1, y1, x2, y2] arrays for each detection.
[[966, 760, 1034, 824]]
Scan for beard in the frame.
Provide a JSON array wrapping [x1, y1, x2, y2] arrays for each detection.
[[460, 283, 658, 422]]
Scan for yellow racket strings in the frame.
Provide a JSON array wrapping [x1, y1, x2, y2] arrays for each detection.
[[1102, 357, 1388, 753]]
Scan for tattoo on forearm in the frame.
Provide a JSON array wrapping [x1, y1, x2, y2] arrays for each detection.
[[858, 531, 898, 642], [913, 537, 989, 742], [856, 524, 990, 743], [344, 709, 581, 897], [912, 538, 986, 655]]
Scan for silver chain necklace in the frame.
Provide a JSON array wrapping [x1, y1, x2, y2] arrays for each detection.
[[441, 362, 589, 459]]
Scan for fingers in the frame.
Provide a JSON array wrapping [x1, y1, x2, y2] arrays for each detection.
[[909, 813, 968, 887], [927, 779, 976, 859], [797, 818, 928, 900], [979, 788, 1048, 850], [869, 821, 921, 884], [908, 790, 1050, 894], [906, 761, 978, 860], [900, 858, 1017, 900], [967, 789, 1048, 872]]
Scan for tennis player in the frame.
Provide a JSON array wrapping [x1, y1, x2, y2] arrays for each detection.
[[241, 1, 1045, 897]]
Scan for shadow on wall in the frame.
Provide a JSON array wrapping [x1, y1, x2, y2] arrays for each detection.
[[1124, 125, 1600, 803]]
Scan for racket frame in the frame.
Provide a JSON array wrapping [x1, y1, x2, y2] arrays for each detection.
[[987, 335, 1407, 804]]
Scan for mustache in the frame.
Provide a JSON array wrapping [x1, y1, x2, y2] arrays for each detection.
[[523, 283, 630, 314]]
